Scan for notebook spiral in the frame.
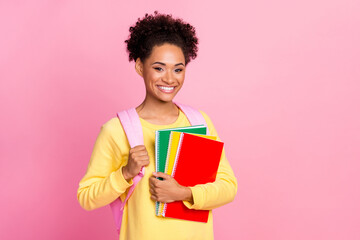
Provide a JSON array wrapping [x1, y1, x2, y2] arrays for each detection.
[[155, 130, 160, 215], [162, 132, 185, 217]]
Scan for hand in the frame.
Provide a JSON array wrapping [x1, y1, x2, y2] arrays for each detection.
[[149, 172, 193, 203], [122, 145, 150, 181]]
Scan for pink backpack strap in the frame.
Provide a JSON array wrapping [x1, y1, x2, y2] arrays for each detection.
[[110, 108, 145, 235], [174, 102, 209, 135]]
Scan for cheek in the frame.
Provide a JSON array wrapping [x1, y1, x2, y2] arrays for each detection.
[[176, 73, 185, 83], [143, 72, 160, 86], [149, 72, 163, 81]]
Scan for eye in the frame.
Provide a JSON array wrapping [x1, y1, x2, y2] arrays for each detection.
[[154, 67, 163, 72], [175, 69, 183, 73]]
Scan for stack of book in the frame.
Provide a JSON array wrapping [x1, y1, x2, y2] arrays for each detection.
[[155, 125, 224, 223]]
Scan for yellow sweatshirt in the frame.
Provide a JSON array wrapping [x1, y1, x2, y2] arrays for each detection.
[[77, 109, 238, 240]]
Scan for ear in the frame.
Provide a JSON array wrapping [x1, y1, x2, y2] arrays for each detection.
[[135, 58, 144, 77]]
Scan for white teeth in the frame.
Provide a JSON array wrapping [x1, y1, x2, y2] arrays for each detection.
[[158, 86, 174, 90]]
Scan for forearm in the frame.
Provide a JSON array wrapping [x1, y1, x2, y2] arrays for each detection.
[[77, 166, 133, 211], [183, 177, 237, 210]]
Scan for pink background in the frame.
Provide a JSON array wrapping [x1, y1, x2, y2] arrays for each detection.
[[1, 0, 359, 239]]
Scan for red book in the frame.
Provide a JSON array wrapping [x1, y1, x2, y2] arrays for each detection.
[[163, 132, 224, 222]]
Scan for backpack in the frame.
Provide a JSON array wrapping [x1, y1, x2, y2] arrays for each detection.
[[109, 101, 208, 235]]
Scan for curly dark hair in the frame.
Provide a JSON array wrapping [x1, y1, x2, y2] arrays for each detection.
[[125, 11, 199, 66]]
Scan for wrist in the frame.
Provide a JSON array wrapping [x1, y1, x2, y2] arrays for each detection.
[[122, 166, 131, 182], [181, 186, 193, 203]]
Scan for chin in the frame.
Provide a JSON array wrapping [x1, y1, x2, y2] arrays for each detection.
[[158, 97, 175, 103]]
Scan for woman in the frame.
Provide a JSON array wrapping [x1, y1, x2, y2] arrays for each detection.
[[77, 11, 237, 240]]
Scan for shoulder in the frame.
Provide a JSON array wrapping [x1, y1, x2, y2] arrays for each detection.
[[198, 109, 212, 123], [95, 116, 130, 156], [101, 117, 120, 132], [198, 109, 214, 126], [197, 109, 219, 137], [99, 116, 126, 140], [102, 117, 121, 130]]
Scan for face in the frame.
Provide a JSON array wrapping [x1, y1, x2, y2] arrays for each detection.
[[135, 43, 186, 103]]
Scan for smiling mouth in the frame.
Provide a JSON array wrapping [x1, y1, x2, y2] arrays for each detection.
[[157, 85, 176, 93]]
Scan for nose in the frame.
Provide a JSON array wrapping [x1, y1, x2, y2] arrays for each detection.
[[162, 69, 175, 85]]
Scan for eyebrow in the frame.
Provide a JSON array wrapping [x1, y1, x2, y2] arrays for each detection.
[[151, 62, 185, 67]]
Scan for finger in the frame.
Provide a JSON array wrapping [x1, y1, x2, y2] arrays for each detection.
[[142, 160, 150, 166], [150, 195, 157, 201], [133, 155, 149, 162], [153, 172, 171, 180], [138, 156, 150, 163], [152, 172, 161, 178], [133, 159, 149, 168], [130, 145, 147, 154], [130, 153, 148, 162], [133, 145, 146, 150], [149, 177, 156, 187], [134, 145, 147, 152], [133, 150, 149, 157], [149, 176, 161, 187], [135, 160, 149, 169]]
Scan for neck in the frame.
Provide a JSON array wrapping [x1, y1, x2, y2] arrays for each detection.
[[135, 96, 178, 118]]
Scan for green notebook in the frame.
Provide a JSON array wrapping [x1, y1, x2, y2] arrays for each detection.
[[155, 125, 207, 216]]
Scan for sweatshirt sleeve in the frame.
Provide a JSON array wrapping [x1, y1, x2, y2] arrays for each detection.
[[77, 120, 133, 211], [182, 110, 238, 210]]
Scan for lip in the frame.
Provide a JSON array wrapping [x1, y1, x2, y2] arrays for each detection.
[[157, 85, 176, 93]]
